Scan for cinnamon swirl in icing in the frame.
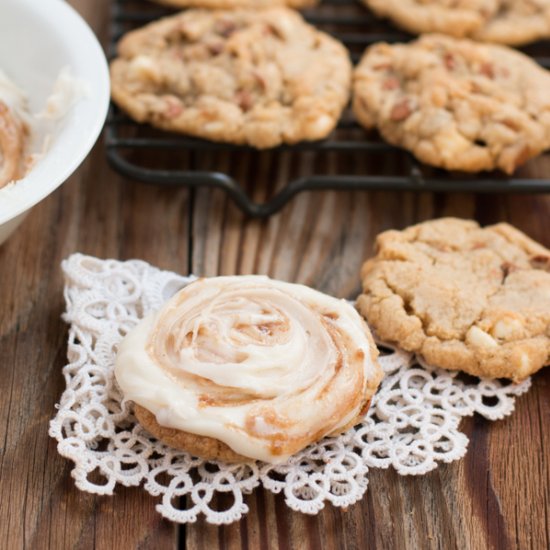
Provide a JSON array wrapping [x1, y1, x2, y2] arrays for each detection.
[[115, 276, 383, 463], [0, 70, 29, 188]]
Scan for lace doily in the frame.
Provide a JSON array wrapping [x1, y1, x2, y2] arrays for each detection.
[[49, 254, 531, 524]]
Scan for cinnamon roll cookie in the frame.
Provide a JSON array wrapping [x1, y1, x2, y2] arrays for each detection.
[[110, 8, 351, 148], [115, 276, 383, 463], [357, 218, 550, 382], [362, 0, 498, 38], [353, 35, 550, 174], [0, 70, 29, 188]]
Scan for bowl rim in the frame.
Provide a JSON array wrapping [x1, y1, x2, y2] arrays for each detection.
[[0, 0, 110, 225]]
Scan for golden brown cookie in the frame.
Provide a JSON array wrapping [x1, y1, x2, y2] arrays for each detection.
[[149, 0, 316, 10], [115, 276, 383, 463], [134, 405, 251, 462], [353, 35, 550, 174], [135, 400, 373, 463], [110, 8, 351, 148], [362, 0, 498, 38], [357, 218, 550, 382], [474, 0, 550, 46]]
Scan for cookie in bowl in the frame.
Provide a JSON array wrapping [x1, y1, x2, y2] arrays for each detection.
[[352, 34, 550, 174], [357, 218, 550, 382], [110, 8, 352, 148], [115, 276, 383, 464]]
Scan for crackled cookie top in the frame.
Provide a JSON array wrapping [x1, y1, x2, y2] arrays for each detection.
[[474, 0, 550, 46], [110, 8, 351, 148], [357, 218, 550, 381], [115, 276, 382, 463], [149, 0, 317, 10], [353, 35, 550, 174], [362, 0, 498, 38]]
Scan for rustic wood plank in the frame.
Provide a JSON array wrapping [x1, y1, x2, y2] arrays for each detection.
[[189, 144, 550, 550], [0, 138, 184, 548], [0, 1, 188, 546]]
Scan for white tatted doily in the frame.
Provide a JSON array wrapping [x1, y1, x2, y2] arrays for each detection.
[[49, 254, 531, 524]]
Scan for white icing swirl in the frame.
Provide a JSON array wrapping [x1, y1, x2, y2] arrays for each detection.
[[115, 276, 382, 463]]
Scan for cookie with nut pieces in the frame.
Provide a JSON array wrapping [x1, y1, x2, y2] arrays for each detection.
[[474, 0, 550, 46], [110, 8, 351, 148], [356, 218, 550, 382], [363, 0, 550, 46], [149, 0, 317, 10], [362, 0, 498, 38], [353, 34, 550, 174]]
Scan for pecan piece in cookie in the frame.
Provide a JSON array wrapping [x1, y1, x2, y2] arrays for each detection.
[[353, 35, 550, 174], [390, 98, 414, 121]]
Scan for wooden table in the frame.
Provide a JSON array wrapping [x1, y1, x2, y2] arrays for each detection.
[[1, 1, 549, 548]]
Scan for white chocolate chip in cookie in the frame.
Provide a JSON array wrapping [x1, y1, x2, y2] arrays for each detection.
[[467, 326, 498, 348], [519, 352, 531, 373], [307, 113, 334, 138], [130, 55, 159, 81], [490, 316, 524, 340]]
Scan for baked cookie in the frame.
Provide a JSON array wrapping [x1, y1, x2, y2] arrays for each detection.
[[115, 276, 383, 463], [0, 71, 29, 188], [474, 0, 550, 46], [110, 8, 351, 148], [362, 0, 498, 38], [357, 218, 550, 382], [353, 35, 550, 174], [149, 0, 316, 10]]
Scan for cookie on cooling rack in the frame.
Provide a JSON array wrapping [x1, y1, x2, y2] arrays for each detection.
[[357, 218, 550, 382], [115, 276, 383, 463], [473, 0, 550, 46], [148, 0, 317, 9], [362, 0, 550, 46], [0, 72, 29, 188], [361, 0, 498, 38], [352, 34, 550, 174], [110, 8, 351, 149]]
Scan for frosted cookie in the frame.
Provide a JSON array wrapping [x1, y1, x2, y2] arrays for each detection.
[[0, 70, 29, 188], [110, 8, 351, 148], [357, 218, 550, 382], [353, 35, 550, 174], [474, 0, 550, 46], [149, 0, 316, 10], [115, 276, 383, 463], [362, 0, 498, 38]]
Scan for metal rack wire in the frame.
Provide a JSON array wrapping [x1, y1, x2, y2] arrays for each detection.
[[106, 0, 550, 217]]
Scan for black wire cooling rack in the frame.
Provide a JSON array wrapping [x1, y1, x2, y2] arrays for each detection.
[[106, 0, 550, 217]]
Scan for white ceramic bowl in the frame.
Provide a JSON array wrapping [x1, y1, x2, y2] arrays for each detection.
[[0, 0, 110, 244]]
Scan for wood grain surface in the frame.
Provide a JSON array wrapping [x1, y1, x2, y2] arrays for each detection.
[[0, 1, 549, 548]]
